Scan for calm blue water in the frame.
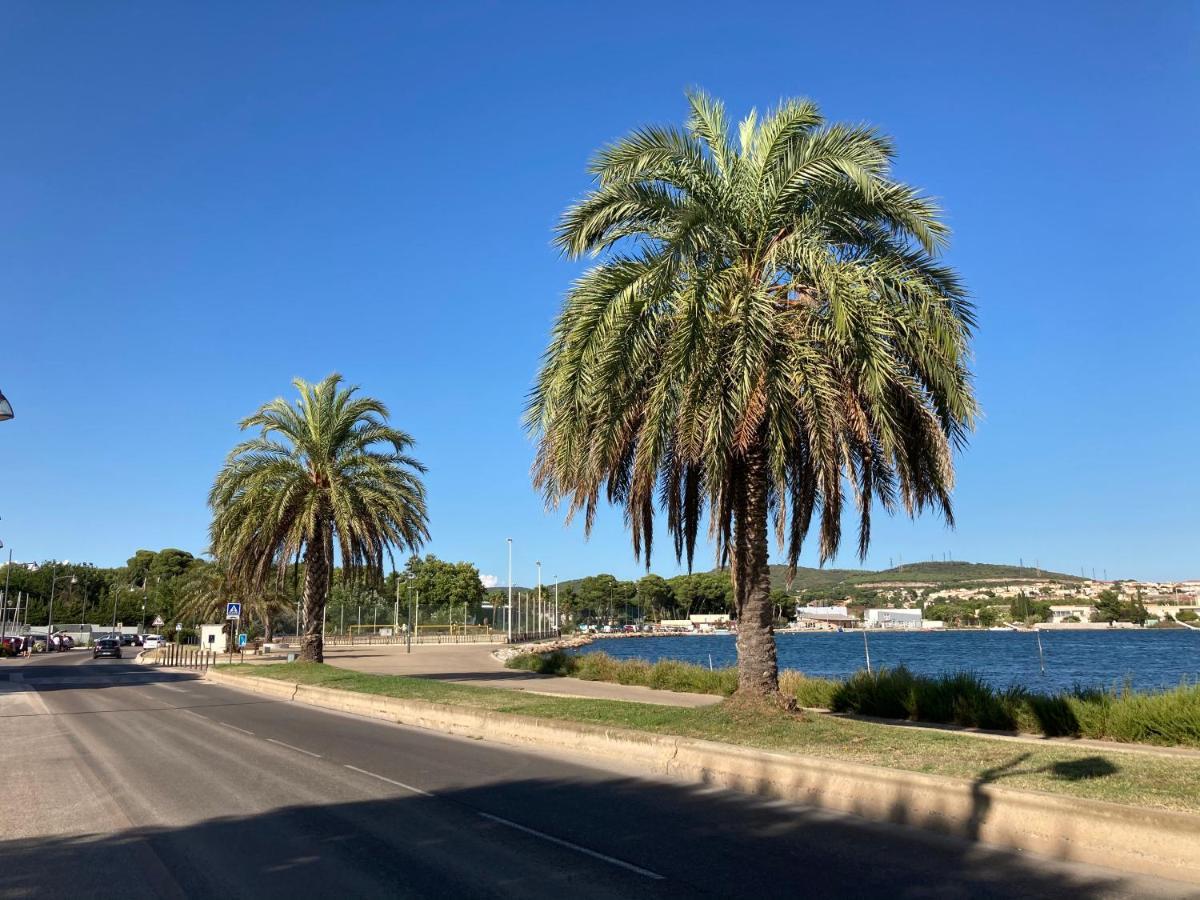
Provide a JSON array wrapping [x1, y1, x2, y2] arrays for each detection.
[[576, 630, 1200, 694]]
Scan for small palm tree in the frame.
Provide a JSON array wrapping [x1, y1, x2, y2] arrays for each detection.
[[529, 93, 976, 700], [175, 558, 291, 643], [210, 374, 429, 661]]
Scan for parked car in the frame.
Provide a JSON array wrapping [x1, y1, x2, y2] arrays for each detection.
[[142, 635, 164, 650], [93, 638, 122, 659], [119, 634, 136, 646]]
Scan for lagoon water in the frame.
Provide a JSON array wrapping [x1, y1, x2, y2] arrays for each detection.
[[576, 629, 1200, 694]]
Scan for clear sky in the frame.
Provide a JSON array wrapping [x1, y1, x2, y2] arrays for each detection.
[[1, 1, 1197, 584]]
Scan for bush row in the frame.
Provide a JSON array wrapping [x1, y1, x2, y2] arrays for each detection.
[[506, 651, 1200, 747]]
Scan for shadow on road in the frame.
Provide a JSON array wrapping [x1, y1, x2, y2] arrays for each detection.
[[0, 773, 1169, 900]]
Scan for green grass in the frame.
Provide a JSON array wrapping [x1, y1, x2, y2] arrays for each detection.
[[224, 661, 1200, 814], [506, 652, 1200, 748]]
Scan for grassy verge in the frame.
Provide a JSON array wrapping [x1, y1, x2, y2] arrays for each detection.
[[507, 651, 1200, 748], [224, 662, 1200, 813]]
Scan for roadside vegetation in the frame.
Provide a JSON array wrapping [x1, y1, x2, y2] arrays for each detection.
[[506, 651, 1200, 747], [226, 662, 1200, 813]]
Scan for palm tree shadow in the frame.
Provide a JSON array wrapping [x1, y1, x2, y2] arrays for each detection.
[[968, 753, 1120, 840]]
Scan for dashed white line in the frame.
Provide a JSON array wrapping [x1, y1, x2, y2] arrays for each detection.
[[343, 764, 431, 796], [265, 738, 321, 758], [219, 721, 255, 735], [476, 812, 665, 880]]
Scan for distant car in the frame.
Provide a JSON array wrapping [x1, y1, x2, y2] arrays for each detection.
[[119, 634, 137, 646], [131, 635, 144, 647], [142, 635, 164, 650], [93, 638, 122, 659], [600, 625, 614, 633], [59, 635, 75, 650]]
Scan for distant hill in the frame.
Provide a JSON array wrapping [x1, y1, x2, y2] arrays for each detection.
[[769, 561, 1084, 594], [486, 560, 1082, 598]]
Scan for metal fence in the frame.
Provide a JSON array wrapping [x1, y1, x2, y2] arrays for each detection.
[[153, 645, 218, 670]]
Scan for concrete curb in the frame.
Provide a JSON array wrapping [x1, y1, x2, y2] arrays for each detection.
[[205, 668, 1200, 884]]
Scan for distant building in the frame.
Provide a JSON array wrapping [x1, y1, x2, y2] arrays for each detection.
[[864, 608, 923, 629], [794, 606, 860, 629], [1048, 605, 1093, 623]]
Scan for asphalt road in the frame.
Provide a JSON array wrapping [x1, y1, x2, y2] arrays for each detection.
[[0, 652, 1194, 899]]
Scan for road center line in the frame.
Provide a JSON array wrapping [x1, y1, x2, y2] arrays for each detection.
[[343, 764, 432, 796], [476, 811, 665, 880], [219, 721, 255, 735], [265, 737, 321, 758]]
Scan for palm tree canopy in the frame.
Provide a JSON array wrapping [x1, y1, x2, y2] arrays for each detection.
[[209, 374, 429, 592], [529, 92, 977, 575]]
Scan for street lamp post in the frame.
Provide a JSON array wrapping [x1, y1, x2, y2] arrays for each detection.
[[406, 573, 415, 653], [0, 548, 12, 643], [47, 569, 77, 649], [554, 575, 559, 636], [536, 561, 542, 638], [506, 538, 513, 643]]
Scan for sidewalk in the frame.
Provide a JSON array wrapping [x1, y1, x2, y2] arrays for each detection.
[[320, 642, 721, 708]]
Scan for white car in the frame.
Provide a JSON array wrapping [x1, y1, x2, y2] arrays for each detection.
[[142, 635, 164, 649]]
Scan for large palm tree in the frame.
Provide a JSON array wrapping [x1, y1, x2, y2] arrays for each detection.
[[209, 374, 429, 662], [528, 93, 976, 700]]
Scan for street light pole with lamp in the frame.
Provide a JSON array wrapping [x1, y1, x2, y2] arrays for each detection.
[[506, 538, 513, 643], [535, 561, 541, 637], [0, 389, 13, 422], [47, 568, 78, 649]]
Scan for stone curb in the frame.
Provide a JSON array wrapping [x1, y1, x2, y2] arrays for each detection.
[[205, 668, 1200, 884]]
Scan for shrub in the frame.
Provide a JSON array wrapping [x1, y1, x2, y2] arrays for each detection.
[[506, 650, 1200, 747], [781, 671, 839, 708]]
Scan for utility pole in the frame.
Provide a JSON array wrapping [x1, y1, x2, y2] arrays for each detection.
[[0, 548, 12, 643], [554, 575, 559, 635], [536, 561, 542, 637], [506, 538, 513, 643]]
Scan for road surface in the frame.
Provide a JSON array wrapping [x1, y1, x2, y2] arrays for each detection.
[[0, 652, 1192, 899]]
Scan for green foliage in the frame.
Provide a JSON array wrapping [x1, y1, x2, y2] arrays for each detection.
[[1091, 589, 1148, 624], [396, 555, 488, 623], [1178, 609, 1198, 622]]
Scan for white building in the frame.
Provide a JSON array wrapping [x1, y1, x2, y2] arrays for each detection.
[[864, 608, 923, 629], [1048, 605, 1093, 623]]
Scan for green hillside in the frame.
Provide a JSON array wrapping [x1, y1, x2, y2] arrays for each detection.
[[772, 561, 1083, 594], [487, 561, 1082, 600]]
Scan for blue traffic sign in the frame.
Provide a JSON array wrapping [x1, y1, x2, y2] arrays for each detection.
[[238, 633, 248, 647], [225, 602, 242, 620]]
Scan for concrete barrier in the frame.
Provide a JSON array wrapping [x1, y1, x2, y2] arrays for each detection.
[[205, 668, 1200, 884]]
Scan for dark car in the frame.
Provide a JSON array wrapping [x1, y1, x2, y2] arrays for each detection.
[[119, 634, 136, 646], [93, 638, 122, 659]]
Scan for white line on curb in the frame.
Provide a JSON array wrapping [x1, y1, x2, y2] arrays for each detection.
[[265, 738, 321, 758], [343, 764, 432, 796], [476, 811, 665, 880]]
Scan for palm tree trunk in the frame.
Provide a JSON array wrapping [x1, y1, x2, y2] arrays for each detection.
[[734, 446, 779, 697], [300, 524, 330, 662]]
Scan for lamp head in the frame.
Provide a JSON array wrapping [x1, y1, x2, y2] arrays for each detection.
[[0, 390, 12, 422]]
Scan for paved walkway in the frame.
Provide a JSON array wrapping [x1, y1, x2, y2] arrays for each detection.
[[320, 642, 721, 708]]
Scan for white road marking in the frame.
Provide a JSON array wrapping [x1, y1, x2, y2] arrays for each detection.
[[265, 737, 321, 758], [476, 811, 665, 880], [343, 764, 432, 796], [156, 684, 191, 693], [219, 721, 255, 736]]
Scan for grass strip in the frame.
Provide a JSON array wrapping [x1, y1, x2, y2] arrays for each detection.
[[224, 662, 1200, 814], [508, 651, 1200, 748]]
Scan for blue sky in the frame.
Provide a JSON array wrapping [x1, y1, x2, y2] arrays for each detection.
[[1, 1, 1197, 583]]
